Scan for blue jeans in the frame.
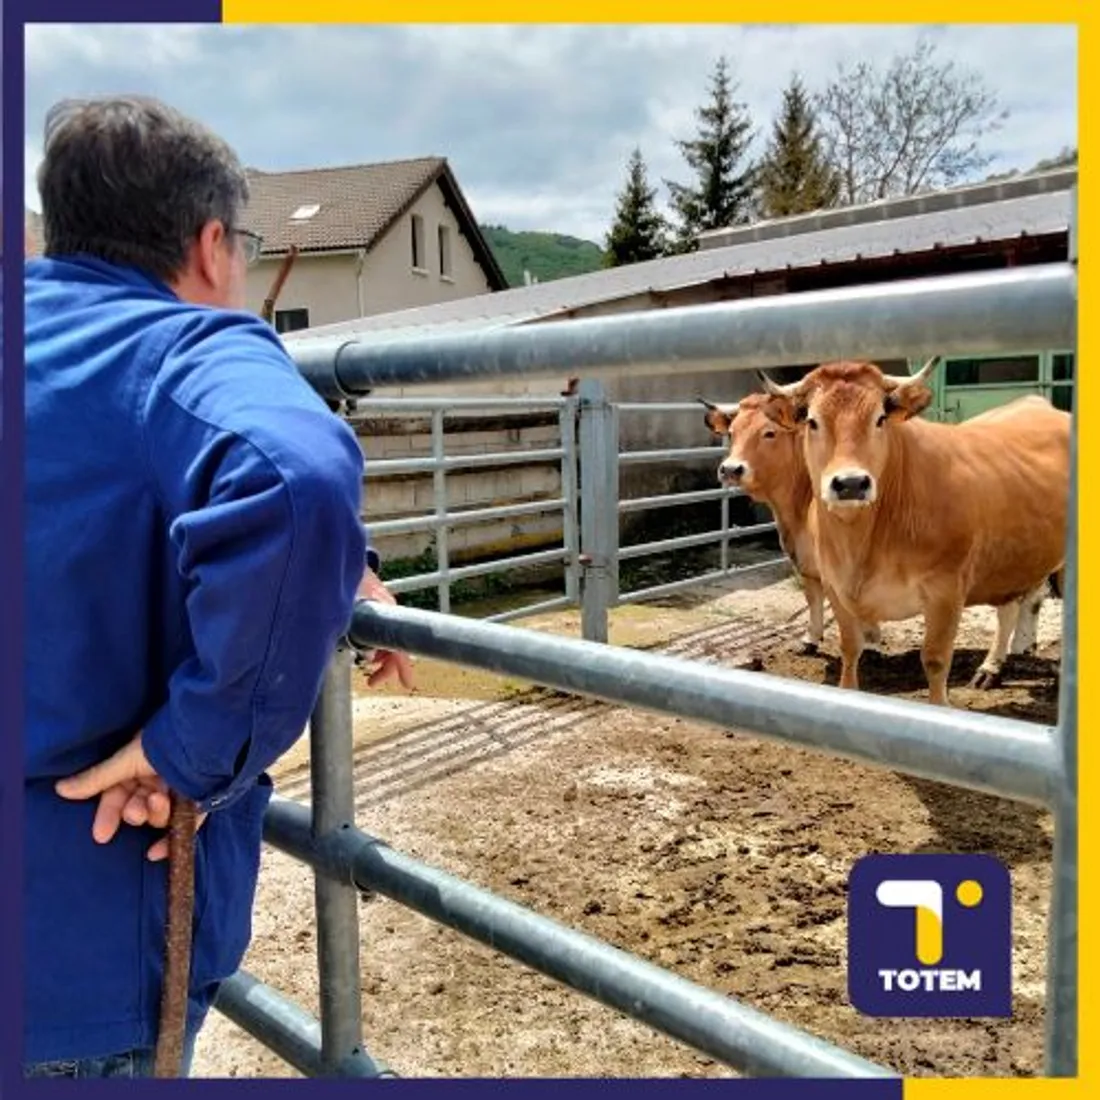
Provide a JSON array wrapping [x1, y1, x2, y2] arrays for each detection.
[[23, 1032, 198, 1078]]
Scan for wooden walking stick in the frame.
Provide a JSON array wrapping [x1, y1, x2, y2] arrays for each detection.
[[152, 245, 301, 1077], [153, 794, 199, 1077]]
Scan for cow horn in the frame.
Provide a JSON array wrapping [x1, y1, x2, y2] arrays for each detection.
[[755, 370, 801, 397], [883, 356, 941, 389], [697, 397, 739, 416]]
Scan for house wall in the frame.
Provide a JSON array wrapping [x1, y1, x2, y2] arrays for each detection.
[[363, 183, 494, 314], [243, 182, 494, 329], [245, 251, 361, 329]]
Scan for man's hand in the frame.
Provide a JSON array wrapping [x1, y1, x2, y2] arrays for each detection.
[[356, 567, 416, 690], [54, 732, 207, 860]]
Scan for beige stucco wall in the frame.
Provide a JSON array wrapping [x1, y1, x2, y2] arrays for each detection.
[[245, 251, 361, 329], [362, 183, 494, 314], [243, 182, 494, 328]]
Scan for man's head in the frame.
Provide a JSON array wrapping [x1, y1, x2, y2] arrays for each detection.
[[699, 392, 804, 501], [755, 358, 939, 514], [36, 95, 261, 309]]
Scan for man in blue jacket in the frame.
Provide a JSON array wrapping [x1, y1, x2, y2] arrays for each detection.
[[23, 94, 412, 1077]]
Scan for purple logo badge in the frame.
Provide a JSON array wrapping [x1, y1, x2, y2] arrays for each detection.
[[847, 853, 1012, 1017]]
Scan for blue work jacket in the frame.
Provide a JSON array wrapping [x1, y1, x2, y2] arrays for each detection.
[[23, 254, 372, 1063]]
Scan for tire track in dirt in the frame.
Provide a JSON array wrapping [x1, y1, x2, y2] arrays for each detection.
[[276, 610, 803, 813]]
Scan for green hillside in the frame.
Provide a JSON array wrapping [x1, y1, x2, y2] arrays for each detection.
[[480, 224, 606, 287]]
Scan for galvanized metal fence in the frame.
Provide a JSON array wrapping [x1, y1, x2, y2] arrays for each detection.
[[213, 203, 1078, 1079], [343, 388, 786, 643]]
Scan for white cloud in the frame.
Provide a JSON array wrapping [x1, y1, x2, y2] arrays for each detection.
[[24, 23, 1077, 239]]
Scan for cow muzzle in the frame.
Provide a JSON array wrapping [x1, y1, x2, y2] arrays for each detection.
[[824, 468, 876, 507], [718, 460, 748, 487]]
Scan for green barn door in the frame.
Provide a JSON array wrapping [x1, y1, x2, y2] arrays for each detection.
[[936, 353, 1042, 423]]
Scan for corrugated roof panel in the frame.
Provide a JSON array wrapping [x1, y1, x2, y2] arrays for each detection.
[[282, 187, 1071, 347]]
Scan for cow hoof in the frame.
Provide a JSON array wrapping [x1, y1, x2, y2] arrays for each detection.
[[970, 666, 1003, 690], [800, 639, 820, 656]]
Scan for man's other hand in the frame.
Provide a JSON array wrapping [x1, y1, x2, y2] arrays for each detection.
[[356, 567, 416, 690], [54, 732, 207, 860]]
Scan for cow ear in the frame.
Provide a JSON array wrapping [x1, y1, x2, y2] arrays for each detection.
[[761, 394, 804, 430], [698, 398, 735, 435], [884, 383, 932, 421]]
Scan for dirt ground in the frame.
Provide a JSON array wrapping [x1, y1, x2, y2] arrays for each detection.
[[190, 572, 1062, 1080]]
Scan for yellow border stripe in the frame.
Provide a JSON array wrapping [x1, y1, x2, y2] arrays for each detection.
[[216, 7, 1088, 1093], [222, 4, 1086, 21]]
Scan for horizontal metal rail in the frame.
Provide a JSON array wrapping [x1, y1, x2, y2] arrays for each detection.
[[619, 522, 777, 562], [618, 486, 742, 514], [263, 797, 895, 1079], [347, 602, 1060, 807], [364, 447, 563, 477], [384, 547, 569, 595], [482, 595, 575, 623], [619, 445, 724, 466], [351, 396, 568, 412], [616, 402, 717, 413], [289, 263, 1076, 398], [615, 559, 790, 606], [214, 970, 393, 1078], [368, 497, 566, 538]]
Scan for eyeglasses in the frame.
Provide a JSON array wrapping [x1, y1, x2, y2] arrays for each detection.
[[233, 228, 263, 266]]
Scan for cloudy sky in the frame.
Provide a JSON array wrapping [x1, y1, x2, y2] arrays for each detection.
[[24, 23, 1077, 243]]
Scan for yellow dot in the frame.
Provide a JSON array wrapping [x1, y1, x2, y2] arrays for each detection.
[[956, 880, 983, 907]]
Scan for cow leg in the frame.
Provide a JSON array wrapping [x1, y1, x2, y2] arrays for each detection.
[[1009, 581, 1046, 657], [830, 595, 865, 691], [921, 593, 965, 706], [801, 573, 825, 654], [971, 601, 1020, 689]]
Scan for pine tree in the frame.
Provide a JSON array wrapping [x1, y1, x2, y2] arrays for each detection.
[[756, 74, 840, 219], [664, 56, 758, 252], [604, 147, 669, 267]]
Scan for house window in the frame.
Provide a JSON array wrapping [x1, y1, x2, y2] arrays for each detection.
[[411, 214, 426, 271], [438, 224, 452, 279], [274, 308, 310, 334]]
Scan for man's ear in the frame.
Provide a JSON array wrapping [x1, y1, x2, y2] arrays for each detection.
[[884, 382, 932, 421], [192, 218, 229, 290]]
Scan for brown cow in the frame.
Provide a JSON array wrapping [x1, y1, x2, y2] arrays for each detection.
[[699, 393, 883, 654], [699, 390, 1048, 671], [756, 358, 1068, 706]]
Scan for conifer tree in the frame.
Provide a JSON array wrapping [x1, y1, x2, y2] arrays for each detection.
[[756, 74, 840, 218], [604, 147, 669, 266], [664, 56, 758, 252]]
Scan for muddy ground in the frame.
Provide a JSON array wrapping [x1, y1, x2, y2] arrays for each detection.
[[190, 573, 1062, 1079]]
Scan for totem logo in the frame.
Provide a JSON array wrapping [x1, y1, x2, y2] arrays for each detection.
[[847, 853, 1012, 1017]]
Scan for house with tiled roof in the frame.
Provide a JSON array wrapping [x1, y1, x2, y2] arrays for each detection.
[[242, 156, 508, 332]]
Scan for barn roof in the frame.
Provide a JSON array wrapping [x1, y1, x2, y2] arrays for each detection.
[[283, 167, 1075, 349]]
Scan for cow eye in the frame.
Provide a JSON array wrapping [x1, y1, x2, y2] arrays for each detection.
[[876, 413, 887, 428], [763, 429, 776, 439]]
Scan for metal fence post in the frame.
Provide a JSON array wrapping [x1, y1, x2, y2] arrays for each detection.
[[559, 394, 581, 609], [1044, 182, 1077, 1077], [578, 379, 619, 642], [309, 647, 366, 1073], [431, 409, 451, 614]]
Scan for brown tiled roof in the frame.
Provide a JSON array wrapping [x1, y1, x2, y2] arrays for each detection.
[[240, 156, 507, 290], [242, 156, 443, 254]]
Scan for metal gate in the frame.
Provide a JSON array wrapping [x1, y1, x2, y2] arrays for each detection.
[[341, 390, 787, 640], [212, 194, 1077, 1080]]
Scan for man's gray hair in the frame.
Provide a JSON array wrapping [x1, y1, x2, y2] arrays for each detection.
[[37, 95, 251, 282]]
